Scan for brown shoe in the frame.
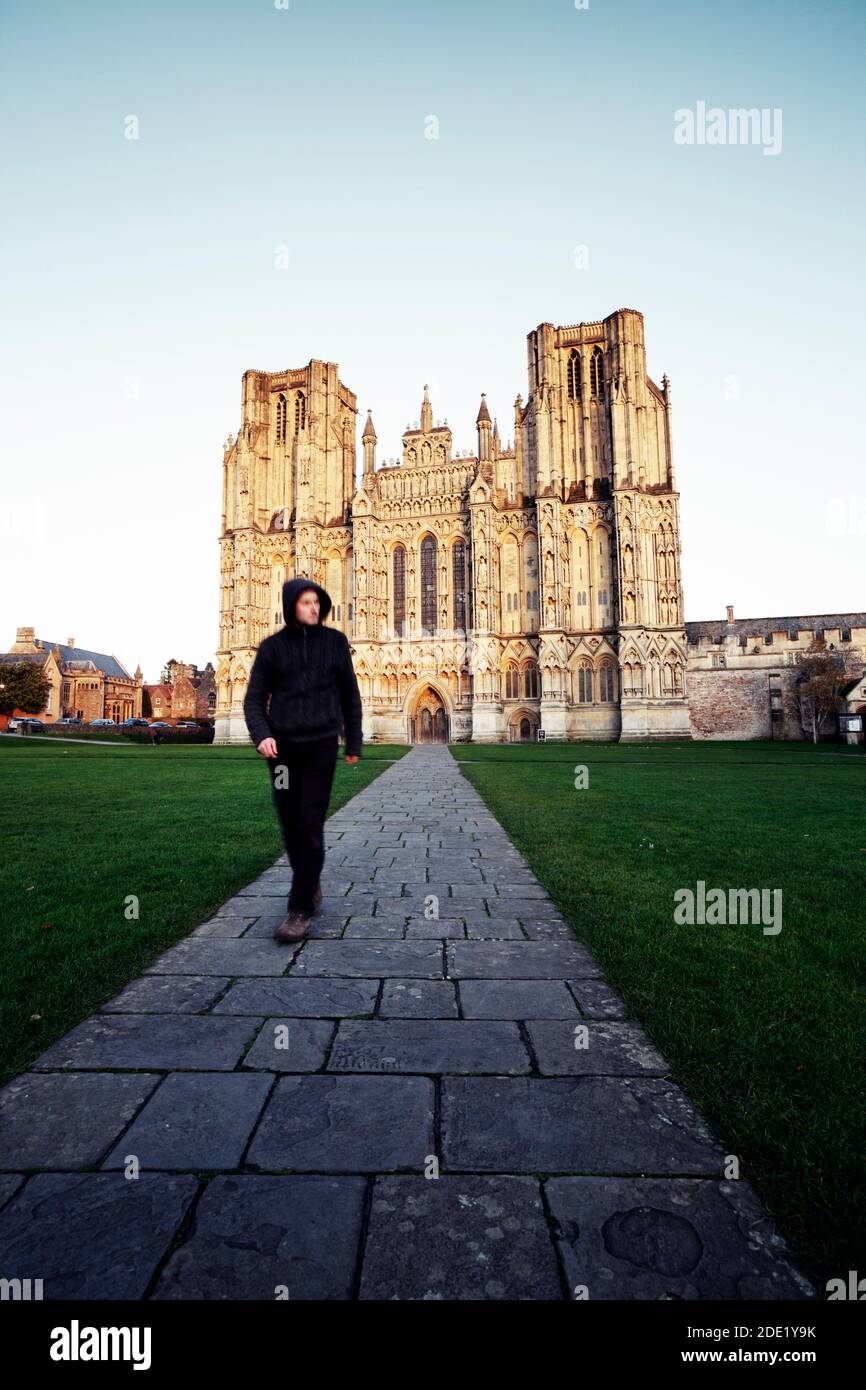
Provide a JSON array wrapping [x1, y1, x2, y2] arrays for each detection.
[[273, 910, 310, 944]]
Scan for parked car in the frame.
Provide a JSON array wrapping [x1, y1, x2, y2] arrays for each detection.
[[7, 717, 44, 732], [90, 718, 117, 727], [176, 720, 199, 728], [54, 716, 82, 727], [149, 721, 172, 728], [120, 717, 149, 728]]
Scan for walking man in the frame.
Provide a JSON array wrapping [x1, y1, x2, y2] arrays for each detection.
[[244, 577, 363, 943]]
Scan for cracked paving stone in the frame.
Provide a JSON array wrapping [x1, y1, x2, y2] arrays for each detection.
[[241, 1018, 334, 1071], [545, 1176, 815, 1300], [360, 1176, 563, 1300], [0, 1172, 198, 1299], [102, 1072, 272, 1170], [525, 1020, 669, 1075], [153, 1175, 366, 1300]]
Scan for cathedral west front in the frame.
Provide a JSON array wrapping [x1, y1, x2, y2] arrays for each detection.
[[215, 308, 690, 745]]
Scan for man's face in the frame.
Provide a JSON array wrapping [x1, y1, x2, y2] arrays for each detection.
[[294, 589, 320, 625]]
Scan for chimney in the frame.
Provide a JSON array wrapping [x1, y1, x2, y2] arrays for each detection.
[[67, 636, 76, 649], [725, 605, 734, 624]]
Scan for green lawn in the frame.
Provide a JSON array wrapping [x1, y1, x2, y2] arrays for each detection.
[[0, 739, 404, 1089], [450, 739, 866, 1288]]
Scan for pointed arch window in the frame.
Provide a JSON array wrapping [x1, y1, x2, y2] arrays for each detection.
[[590, 347, 605, 400], [393, 545, 406, 637], [295, 392, 306, 433], [276, 393, 287, 443], [523, 662, 539, 699], [452, 540, 467, 631], [420, 535, 437, 635], [567, 349, 582, 401], [577, 662, 594, 703], [505, 664, 520, 699], [598, 661, 615, 702]]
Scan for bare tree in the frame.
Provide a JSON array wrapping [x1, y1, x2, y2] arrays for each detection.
[[795, 639, 851, 743]]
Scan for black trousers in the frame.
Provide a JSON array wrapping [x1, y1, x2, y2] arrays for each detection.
[[266, 734, 339, 914]]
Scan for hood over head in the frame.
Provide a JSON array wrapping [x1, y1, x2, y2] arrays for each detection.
[[282, 577, 332, 626]]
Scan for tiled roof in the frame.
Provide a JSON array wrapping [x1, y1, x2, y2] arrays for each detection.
[[36, 640, 132, 680]]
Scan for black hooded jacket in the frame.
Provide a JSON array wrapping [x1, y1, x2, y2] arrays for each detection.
[[242, 578, 363, 756]]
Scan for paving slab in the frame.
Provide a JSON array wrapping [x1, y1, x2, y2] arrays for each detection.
[[153, 1175, 366, 1300], [459, 980, 579, 1019], [329, 1020, 530, 1074], [447, 941, 603, 979], [212, 978, 378, 1017], [241, 1018, 335, 1072], [146, 939, 295, 976], [525, 1020, 668, 1075], [100, 975, 232, 1013], [379, 980, 459, 1018], [30, 1014, 259, 1072], [102, 1072, 273, 1169], [0, 1172, 198, 1299], [0, 1072, 161, 1169], [245, 1075, 434, 1172], [291, 940, 444, 978], [441, 1076, 727, 1174], [360, 1177, 563, 1300], [545, 1177, 814, 1300]]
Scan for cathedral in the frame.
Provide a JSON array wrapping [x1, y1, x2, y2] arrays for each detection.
[[215, 308, 690, 745]]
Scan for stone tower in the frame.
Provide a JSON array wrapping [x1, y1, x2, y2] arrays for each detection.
[[215, 360, 357, 742]]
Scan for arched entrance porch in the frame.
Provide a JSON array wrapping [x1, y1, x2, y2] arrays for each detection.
[[408, 684, 450, 744]]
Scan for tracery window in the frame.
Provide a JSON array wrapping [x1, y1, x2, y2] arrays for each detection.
[[420, 535, 437, 635], [393, 545, 406, 636]]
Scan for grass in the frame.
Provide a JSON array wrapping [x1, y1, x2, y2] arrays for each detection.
[[0, 738, 404, 1088], [449, 738, 866, 1288]]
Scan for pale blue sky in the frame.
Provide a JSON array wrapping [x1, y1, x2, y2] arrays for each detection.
[[1, 0, 863, 681]]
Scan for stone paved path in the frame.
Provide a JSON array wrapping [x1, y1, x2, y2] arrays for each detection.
[[0, 746, 814, 1300]]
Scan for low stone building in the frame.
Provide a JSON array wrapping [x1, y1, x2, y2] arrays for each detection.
[[1, 628, 143, 722], [685, 608, 866, 740]]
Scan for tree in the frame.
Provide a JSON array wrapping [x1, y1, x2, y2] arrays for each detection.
[[0, 662, 51, 717], [141, 686, 153, 718], [795, 640, 850, 743]]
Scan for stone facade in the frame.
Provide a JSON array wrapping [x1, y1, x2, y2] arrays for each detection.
[[2, 628, 142, 722], [146, 661, 217, 723], [685, 610, 866, 740], [215, 309, 690, 745]]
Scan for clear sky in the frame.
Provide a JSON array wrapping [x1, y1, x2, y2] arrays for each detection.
[[1, 0, 863, 682]]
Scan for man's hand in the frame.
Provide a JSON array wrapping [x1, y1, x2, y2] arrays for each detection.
[[345, 754, 359, 764], [257, 737, 278, 758]]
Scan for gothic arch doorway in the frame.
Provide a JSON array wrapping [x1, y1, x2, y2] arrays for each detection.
[[409, 685, 449, 744]]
